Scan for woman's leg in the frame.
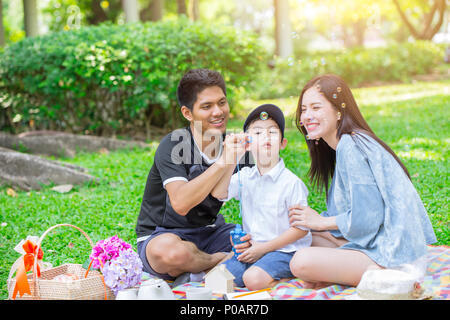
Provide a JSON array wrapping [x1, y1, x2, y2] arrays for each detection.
[[311, 231, 348, 247], [290, 246, 382, 288]]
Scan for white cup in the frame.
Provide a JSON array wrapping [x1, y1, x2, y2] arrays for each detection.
[[115, 287, 139, 300], [186, 287, 213, 300]]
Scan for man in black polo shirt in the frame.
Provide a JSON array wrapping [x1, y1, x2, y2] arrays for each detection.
[[136, 69, 251, 283]]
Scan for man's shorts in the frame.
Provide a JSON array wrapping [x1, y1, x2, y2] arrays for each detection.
[[223, 250, 295, 287], [137, 214, 235, 280]]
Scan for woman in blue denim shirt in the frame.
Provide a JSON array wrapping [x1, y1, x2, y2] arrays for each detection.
[[288, 74, 437, 288]]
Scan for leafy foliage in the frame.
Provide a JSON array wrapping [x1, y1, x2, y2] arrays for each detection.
[[251, 41, 446, 99], [0, 18, 266, 134]]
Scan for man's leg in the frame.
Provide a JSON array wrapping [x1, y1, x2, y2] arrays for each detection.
[[145, 233, 227, 278]]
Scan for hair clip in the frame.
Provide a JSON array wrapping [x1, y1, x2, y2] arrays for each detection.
[[260, 111, 269, 120], [306, 134, 310, 140], [332, 93, 337, 99], [299, 121, 304, 126], [341, 102, 346, 108], [337, 87, 342, 93]]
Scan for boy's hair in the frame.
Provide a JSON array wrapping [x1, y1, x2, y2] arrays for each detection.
[[176, 69, 227, 110], [243, 104, 285, 140]]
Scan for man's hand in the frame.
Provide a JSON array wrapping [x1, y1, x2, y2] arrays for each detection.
[[218, 133, 249, 166]]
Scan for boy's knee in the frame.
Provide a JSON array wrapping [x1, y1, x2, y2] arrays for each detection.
[[243, 267, 271, 291]]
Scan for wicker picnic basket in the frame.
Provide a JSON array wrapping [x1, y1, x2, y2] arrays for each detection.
[[7, 224, 115, 300]]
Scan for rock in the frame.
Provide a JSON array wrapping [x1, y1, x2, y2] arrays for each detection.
[[51, 184, 74, 193], [0, 147, 98, 191], [0, 131, 149, 158]]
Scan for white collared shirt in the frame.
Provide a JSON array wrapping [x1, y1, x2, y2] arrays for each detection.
[[222, 158, 312, 252]]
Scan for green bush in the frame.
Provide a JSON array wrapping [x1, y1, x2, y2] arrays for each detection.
[[250, 41, 445, 99], [0, 18, 266, 135]]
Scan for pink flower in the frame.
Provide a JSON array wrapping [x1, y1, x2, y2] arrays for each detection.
[[89, 235, 132, 270]]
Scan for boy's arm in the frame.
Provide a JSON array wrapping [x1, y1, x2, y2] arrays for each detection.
[[237, 227, 307, 263], [260, 227, 308, 253]]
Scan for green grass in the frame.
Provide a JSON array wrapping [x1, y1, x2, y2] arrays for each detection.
[[1, 80, 449, 299]]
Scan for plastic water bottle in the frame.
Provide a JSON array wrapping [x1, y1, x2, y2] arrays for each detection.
[[230, 224, 247, 257]]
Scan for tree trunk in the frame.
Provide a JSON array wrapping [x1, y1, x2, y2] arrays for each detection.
[[189, 0, 199, 21], [177, 0, 187, 16], [0, 0, 5, 47], [122, 0, 139, 23], [140, 0, 164, 22], [354, 20, 366, 47], [23, 0, 39, 37], [273, 0, 293, 58], [90, 0, 108, 25], [392, 0, 446, 40]]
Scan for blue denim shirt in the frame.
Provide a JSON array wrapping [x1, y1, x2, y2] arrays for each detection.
[[323, 133, 437, 267]]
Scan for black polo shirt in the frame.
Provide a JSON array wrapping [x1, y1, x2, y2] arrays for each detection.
[[135, 126, 253, 240]]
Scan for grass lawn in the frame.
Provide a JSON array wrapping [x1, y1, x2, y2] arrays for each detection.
[[1, 79, 449, 299]]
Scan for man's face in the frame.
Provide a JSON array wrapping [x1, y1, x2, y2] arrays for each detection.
[[182, 86, 229, 137]]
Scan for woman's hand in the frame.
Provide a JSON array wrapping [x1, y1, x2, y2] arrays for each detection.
[[288, 204, 331, 231], [237, 241, 267, 263]]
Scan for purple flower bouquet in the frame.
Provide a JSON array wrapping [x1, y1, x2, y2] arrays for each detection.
[[102, 249, 143, 295], [90, 235, 143, 295]]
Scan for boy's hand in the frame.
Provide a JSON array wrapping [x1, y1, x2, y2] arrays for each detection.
[[230, 233, 252, 252], [237, 241, 267, 263]]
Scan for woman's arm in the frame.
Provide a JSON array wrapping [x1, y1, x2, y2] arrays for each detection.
[[288, 205, 339, 231], [238, 227, 308, 263]]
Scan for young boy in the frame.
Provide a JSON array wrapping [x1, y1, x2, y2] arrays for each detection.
[[211, 104, 312, 290]]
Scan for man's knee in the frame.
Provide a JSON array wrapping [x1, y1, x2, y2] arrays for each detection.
[[146, 234, 191, 268]]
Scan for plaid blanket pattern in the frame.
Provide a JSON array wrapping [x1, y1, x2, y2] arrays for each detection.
[[165, 245, 449, 300]]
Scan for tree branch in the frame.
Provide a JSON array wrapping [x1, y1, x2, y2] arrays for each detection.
[[392, 0, 420, 39]]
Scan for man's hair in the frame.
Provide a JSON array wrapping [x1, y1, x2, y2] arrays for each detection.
[[176, 69, 226, 110]]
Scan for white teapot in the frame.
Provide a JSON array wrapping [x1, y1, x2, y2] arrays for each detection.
[[137, 278, 175, 300]]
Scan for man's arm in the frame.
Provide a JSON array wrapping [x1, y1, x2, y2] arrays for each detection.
[[166, 133, 247, 216], [165, 160, 229, 216], [210, 164, 235, 200]]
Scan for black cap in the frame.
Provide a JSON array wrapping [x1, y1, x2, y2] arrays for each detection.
[[243, 104, 285, 139]]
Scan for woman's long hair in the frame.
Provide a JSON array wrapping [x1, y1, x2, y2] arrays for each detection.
[[295, 74, 410, 194]]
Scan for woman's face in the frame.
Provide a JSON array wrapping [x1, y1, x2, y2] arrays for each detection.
[[300, 86, 340, 144]]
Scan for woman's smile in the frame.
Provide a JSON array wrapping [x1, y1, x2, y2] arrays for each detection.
[[305, 122, 319, 132]]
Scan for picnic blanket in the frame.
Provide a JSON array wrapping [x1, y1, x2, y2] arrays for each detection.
[[151, 245, 449, 300]]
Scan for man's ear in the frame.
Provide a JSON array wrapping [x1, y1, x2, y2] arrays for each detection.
[[181, 106, 193, 122], [280, 137, 288, 150]]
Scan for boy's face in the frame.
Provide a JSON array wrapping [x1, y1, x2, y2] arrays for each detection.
[[247, 118, 287, 166], [181, 85, 229, 137]]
